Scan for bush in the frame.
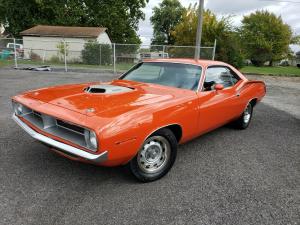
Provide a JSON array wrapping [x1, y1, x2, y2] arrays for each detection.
[[29, 51, 41, 61], [49, 55, 60, 63], [82, 41, 112, 65], [216, 33, 245, 69]]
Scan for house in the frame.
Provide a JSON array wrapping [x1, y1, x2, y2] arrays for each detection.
[[20, 25, 111, 61]]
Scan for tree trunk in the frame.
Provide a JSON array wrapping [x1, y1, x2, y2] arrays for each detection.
[[269, 59, 273, 66]]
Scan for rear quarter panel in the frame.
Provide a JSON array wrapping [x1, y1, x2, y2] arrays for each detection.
[[238, 80, 266, 104]]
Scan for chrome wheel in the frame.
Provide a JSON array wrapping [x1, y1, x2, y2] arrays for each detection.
[[137, 136, 171, 173], [243, 104, 252, 124]]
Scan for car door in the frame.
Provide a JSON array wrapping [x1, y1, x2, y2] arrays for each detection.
[[196, 66, 243, 134]]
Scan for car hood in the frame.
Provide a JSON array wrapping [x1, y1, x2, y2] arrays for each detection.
[[24, 80, 194, 117]]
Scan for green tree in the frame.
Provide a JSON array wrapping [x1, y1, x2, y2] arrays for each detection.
[[82, 41, 112, 65], [56, 41, 69, 61], [150, 0, 184, 45], [240, 10, 292, 66], [0, 0, 148, 44], [291, 35, 300, 45], [171, 6, 244, 68]]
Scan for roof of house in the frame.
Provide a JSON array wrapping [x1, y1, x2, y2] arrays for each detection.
[[20, 25, 107, 38]]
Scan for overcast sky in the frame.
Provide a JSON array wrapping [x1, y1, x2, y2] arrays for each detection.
[[138, 0, 300, 51]]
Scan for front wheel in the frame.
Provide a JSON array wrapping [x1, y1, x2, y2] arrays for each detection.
[[233, 102, 253, 129], [129, 128, 177, 182]]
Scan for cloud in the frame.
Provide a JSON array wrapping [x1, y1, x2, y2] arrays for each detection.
[[206, 0, 276, 14], [138, 0, 300, 47]]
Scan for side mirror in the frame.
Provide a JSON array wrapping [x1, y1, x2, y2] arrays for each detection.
[[214, 84, 224, 91]]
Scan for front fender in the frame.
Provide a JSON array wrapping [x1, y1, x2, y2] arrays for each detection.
[[93, 97, 199, 166]]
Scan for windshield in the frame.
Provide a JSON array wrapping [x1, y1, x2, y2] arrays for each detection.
[[121, 62, 202, 91]]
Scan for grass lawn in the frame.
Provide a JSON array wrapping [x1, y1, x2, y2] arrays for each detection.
[[241, 66, 300, 76], [0, 59, 15, 68]]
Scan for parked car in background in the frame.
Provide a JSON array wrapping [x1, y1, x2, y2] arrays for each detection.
[[12, 59, 266, 182], [140, 51, 169, 59], [6, 43, 24, 57]]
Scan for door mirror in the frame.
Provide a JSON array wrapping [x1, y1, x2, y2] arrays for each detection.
[[214, 84, 224, 91]]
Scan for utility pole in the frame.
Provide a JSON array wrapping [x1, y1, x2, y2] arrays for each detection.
[[194, 0, 204, 60]]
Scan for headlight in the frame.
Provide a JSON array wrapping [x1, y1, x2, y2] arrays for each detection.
[[84, 130, 98, 151], [13, 102, 24, 116], [12, 102, 32, 116], [89, 131, 97, 149]]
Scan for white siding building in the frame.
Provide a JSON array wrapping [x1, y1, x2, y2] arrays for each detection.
[[20, 25, 111, 61]]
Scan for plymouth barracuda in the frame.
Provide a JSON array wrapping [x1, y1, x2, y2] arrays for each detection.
[[12, 59, 266, 182]]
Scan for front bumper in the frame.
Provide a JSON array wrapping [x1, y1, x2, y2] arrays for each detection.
[[12, 114, 108, 163]]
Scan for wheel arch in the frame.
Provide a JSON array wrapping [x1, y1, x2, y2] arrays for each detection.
[[249, 98, 258, 107], [146, 123, 183, 144], [164, 124, 182, 143]]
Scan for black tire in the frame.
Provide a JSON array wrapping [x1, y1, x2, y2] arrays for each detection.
[[233, 102, 253, 129], [129, 128, 177, 182]]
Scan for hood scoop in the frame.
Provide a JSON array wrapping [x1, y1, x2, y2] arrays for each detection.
[[85, 84, 133, 94]]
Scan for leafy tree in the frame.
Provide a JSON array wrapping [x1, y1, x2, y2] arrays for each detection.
[[82, 41, 112, 65], [240, 10, 292, 66], [57, 41, 69, 61], [291, 35, 300, 45], [150, 0, 184, 45], [171, 6, 244, 68], [0, 0, 148, 44]]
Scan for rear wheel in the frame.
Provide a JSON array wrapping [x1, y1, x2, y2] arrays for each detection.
[[233, 102, 253, 129], [129, 128, 177, 182]]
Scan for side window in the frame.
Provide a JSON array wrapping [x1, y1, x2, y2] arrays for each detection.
[[203, 66, 240, 91]]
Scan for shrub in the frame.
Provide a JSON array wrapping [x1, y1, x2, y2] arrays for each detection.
[[56, 41, 69, 61], [82, 41, 112, 65], [29, 51, 41, 61], [49, 55, 60, 63]]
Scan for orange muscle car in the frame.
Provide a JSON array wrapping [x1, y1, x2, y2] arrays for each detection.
[[12, 59, 266, 182]]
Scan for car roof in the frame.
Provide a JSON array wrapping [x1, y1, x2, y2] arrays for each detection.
[[142, 58, 228, 67]]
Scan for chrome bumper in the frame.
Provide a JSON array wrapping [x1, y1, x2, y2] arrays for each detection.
[[12, 114, 108, 163]]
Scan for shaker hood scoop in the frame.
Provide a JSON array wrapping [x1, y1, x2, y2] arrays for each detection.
[[85, 84, 134, 94]]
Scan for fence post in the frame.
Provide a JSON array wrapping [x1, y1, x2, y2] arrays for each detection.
[[113, 43, 116, 74], [64, 39, 67, 72], [13, 38, 18, 68], [99, 44, 102, 66], [42, 49, 46, 63], [212, 39, 217, 60], [162, 45, 165, 59]]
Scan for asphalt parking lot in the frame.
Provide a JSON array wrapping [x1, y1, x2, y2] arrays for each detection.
[[0, 69, 299, 225]]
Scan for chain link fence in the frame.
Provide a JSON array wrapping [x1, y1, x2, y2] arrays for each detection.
[[0, 38, 216, 73]]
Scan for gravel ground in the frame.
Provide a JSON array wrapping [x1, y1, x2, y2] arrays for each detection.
[[247, 74, 300, 119], [0, 69, 299, 225]]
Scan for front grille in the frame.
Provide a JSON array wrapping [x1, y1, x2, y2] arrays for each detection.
[[17, 105, 94, 151], [33, 111, 42, 117], [56, 119, 85, 135]]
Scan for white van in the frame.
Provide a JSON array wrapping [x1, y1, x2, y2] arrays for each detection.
[[6, 43, 24, 50]]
